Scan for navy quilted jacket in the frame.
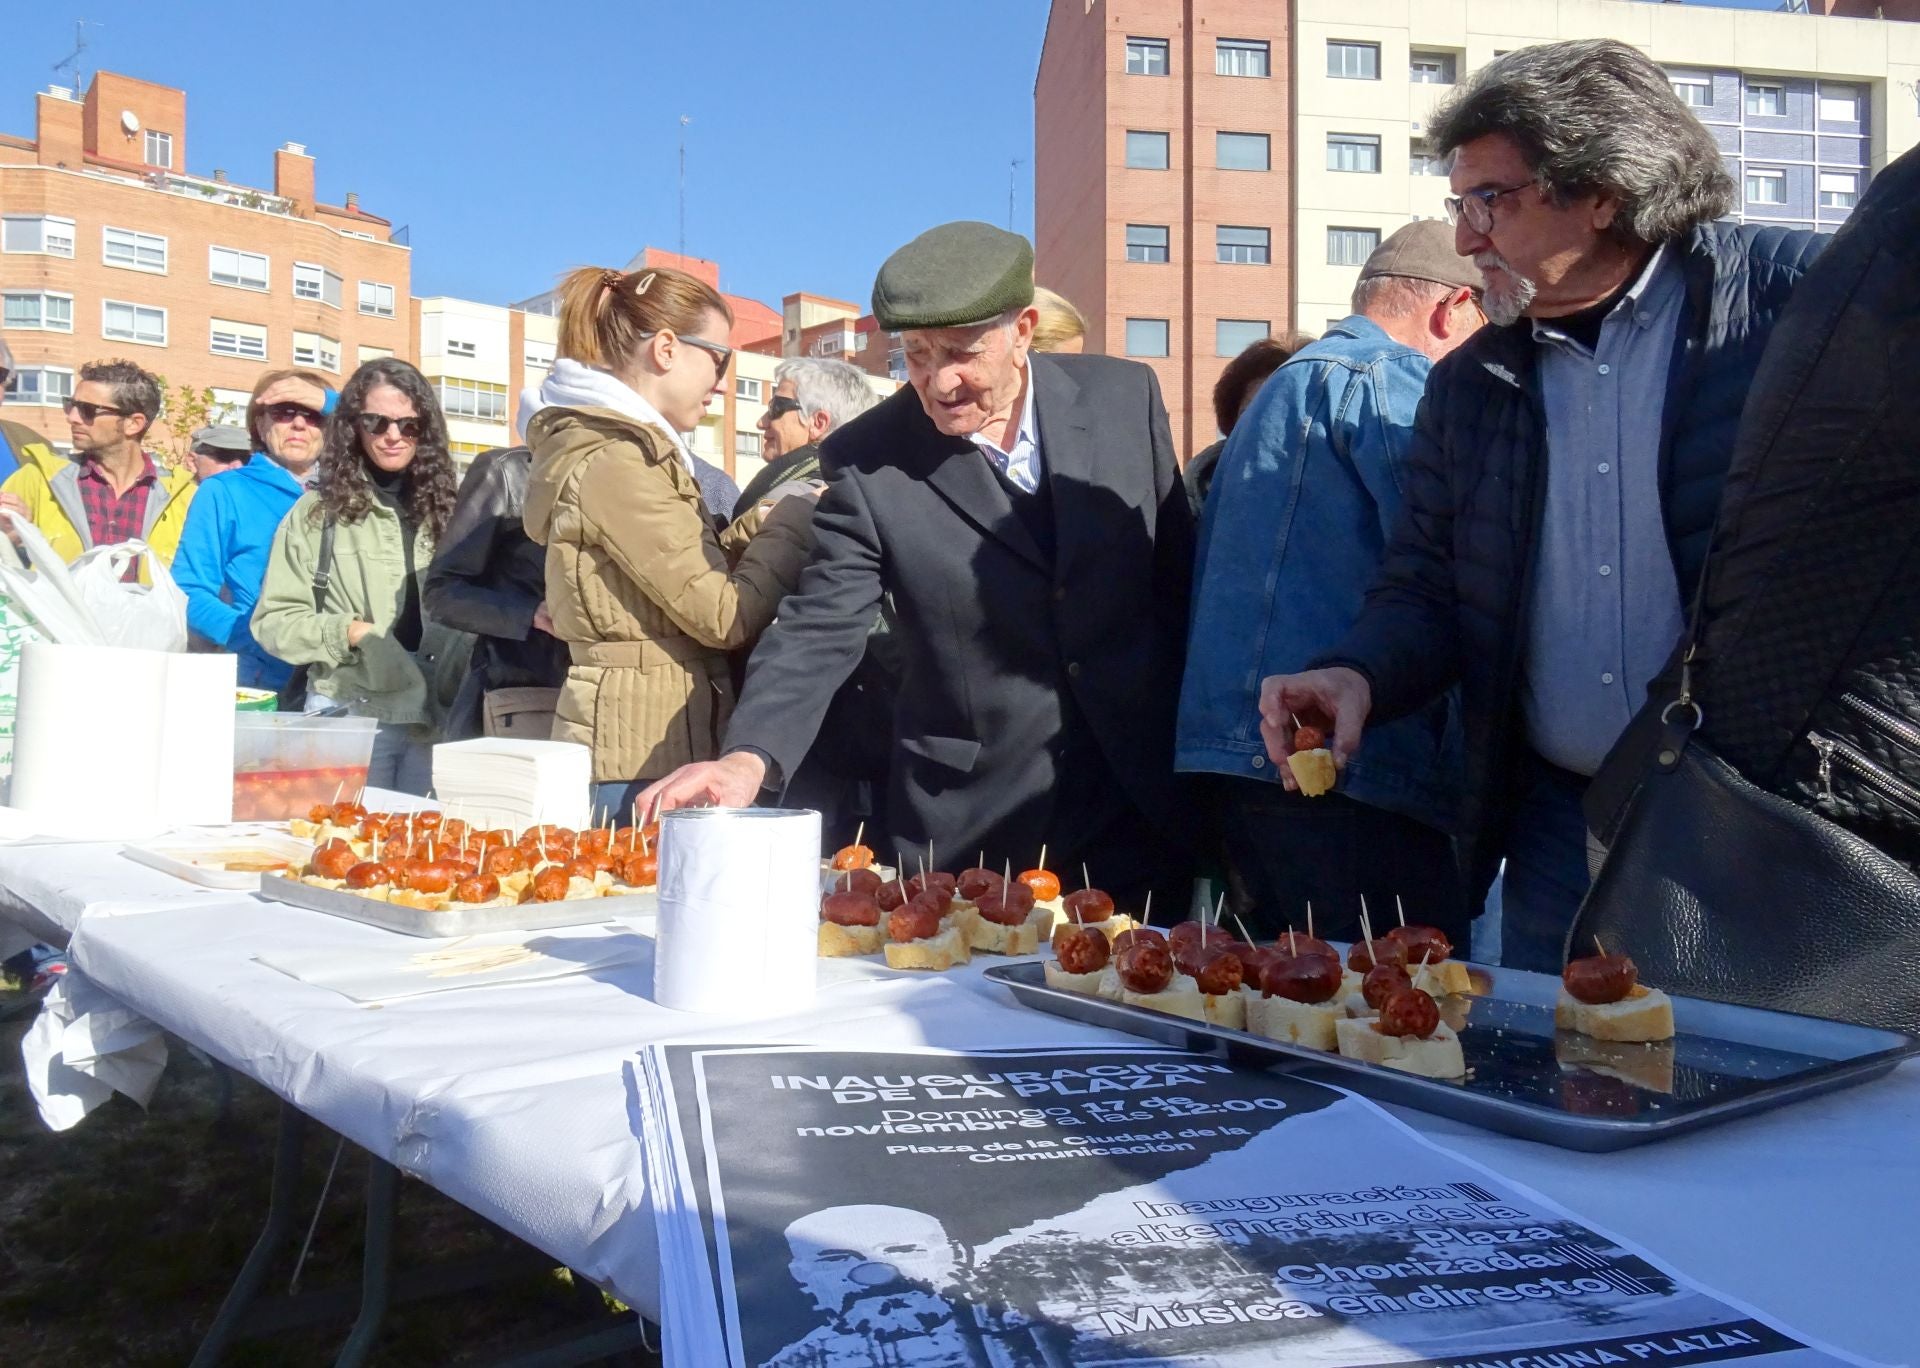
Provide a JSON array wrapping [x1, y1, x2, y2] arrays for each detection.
[[1318, 220, 1828, 894]]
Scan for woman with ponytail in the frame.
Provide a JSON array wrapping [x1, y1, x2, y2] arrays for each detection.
[[523, 265, 817, 813]]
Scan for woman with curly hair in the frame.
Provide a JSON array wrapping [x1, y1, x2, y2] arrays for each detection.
[[253, 358, 465, 793]]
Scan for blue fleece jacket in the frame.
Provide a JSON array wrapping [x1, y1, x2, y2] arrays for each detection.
[[173, 454, 304, 687]]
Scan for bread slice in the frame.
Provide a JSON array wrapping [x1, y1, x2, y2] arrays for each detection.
[[883, 924, 970, 971], [819, 921, 885, 957], [1554, 985, 1675, 1042], [1334, 1017, 1466, 1078], [1121, 972, 1207, 1023], [966, 904, 1055, 956], [1410, 960, 1475, 997], [1043, 962, 1106, 995], [1095, 965, 1124, 1001], [1204, 990, 1247, 1031], [388, 888, 450, 912], [299, 875, 348, 892], [1287, 748, 1337, 797], [500, 869, 534, 898], [1250, 995, 1341, 1050]]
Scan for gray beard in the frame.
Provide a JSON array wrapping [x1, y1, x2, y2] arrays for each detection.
[[1479, 263, 1538, 326]]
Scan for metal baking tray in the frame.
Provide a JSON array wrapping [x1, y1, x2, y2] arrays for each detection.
[[256, 873, 654, 938], [984, 959, 1919, 1151]]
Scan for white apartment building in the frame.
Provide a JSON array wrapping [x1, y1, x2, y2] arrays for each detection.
[[413, 296, 555, 467]]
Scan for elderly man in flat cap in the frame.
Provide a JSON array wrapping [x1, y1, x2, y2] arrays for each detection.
[[644, 221, 1196, 910], [1178, 220, 1485, 947]]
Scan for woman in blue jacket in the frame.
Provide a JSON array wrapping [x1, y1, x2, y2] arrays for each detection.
[[172, 369, 334, 688]]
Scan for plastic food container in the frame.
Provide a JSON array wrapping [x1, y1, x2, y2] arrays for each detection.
[[235, 688, 279, 713], [232, 713, 378, 821]]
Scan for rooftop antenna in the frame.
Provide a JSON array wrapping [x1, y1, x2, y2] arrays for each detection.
[[1009, 157, 1025, 232], [53, 19, 99, 91], [677, 115, 691, 259]]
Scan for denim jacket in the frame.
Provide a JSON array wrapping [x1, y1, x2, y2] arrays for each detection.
[[1176, 315, 1461, 831]]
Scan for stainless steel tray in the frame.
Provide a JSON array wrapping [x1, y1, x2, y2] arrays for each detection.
[[256, 873, 655, 938], [983, 959, 1918, 1151]]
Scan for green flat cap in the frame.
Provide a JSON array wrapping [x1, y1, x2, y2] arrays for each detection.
[[872, 221, 1036, 331]]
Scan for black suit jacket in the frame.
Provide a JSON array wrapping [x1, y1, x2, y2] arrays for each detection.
[[725, 353, 1195, 869]]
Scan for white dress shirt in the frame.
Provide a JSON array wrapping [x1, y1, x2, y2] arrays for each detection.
[[966, 368, 1043, 493]]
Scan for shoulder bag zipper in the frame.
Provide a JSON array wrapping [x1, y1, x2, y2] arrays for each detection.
[[1809, 730, 1920, 816], [1837, 691, 1920, 755]]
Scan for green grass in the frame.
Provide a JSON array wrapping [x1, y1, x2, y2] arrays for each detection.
[[0, 976, 656, 1365]]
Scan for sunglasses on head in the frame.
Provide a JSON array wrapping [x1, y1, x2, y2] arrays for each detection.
[[64, 398, 129, 422], [764, 396, 804, 420], [355, 412, 424, 440], [266, 401, 324, 426]]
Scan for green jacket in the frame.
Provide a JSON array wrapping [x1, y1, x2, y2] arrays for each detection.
[[251, 490, 467, 727]]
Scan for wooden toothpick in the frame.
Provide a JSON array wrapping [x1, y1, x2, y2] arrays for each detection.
[[1396, 894, 1408, 929], [1037, 843, 1048, 873]]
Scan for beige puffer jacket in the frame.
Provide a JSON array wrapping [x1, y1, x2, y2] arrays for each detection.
[[523, 405, 814, 784]]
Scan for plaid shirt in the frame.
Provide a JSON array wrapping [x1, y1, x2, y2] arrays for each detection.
[[77, 453, 161, 579]]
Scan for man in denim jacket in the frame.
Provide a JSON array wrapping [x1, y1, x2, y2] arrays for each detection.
[[1177, 222, 1484, 944]]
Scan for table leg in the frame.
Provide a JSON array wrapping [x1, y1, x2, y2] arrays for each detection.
[[332, 1153, 399, 1368], [188, 1100, 308, 1368]]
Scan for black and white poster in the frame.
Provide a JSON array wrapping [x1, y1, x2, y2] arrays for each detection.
[[638, 1044, 1869, 1368]]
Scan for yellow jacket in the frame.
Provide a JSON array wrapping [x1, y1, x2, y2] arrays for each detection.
[[0, 437, 195, 565]]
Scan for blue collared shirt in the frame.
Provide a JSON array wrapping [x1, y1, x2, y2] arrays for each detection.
[[1523, 243, 1690, 776], [1176, 315, 1460, 830], [966, 367, 1042, 492]]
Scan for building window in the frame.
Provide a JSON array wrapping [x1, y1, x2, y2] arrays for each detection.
[[207, 388, 251, 424], [448, 440, 487, 464], [1410, 142, 1447, 176], [210, 245, 270, 291], [357, 345, 394, 365], [736, 376, 764, 401], [447, 338, 477, 358], [1819, 170, 1859, 209], [1125, 224, 1170, 263], [888, 347, 906, 383], [1125, 130, 1170, 170], [1670, 73, 1711, 108], [144, 129, 173, 168], [1746, 82, 1784, 118], [436, 377, 508, 421], [358, 281, 396, 317], [1327, 227, 1381, 266], [293, 331, 341, 372], [1410, 51, 1456, 85], [103, 226, 167, 274], [1217, 226, 1271, 265], [2, 366, 75, 406], [1327, 134, 1382, 174], [293, 262, 343, 308], [102, 299, 167, 347], [210, 319, 268, 360], [1125, 318, 1169, 358], [735, 431, 762, 460], [1216, 38, 1269, 78], [1819, 84, 1861, 123], [1745, 168, 1786, 206], [1217, 319, 1270, 357], [1125, 38, 1169, 76], [3, 290, 74, 331], [1217, 132, 1271, 172], [1327, 40, 1380, 80], [2, 214, 76, 257], [524, 340, 555, 370]]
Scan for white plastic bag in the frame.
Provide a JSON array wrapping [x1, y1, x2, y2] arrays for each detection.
[[0, 510, 104, 645], [69, 542, 189, 652]]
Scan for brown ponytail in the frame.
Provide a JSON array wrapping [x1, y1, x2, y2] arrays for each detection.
[[554, 265, 732, 368]]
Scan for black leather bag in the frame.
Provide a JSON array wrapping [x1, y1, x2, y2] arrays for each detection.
[[1573, 698, 1920, 1034]]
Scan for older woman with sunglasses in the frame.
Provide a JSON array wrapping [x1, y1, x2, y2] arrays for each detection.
[[173, 369, 335, 689], [254, 358, 466, 793], [523, 264, 817, 817]]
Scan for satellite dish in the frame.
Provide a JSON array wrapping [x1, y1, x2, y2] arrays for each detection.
[[120, 110, 140, 134]]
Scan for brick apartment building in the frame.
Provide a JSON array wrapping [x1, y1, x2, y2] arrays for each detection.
[[0, 71, 411, 455], [1035, 0, 1920, 457]]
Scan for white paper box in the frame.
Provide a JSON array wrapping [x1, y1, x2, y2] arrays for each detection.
[[653, 807, 820, 1014]]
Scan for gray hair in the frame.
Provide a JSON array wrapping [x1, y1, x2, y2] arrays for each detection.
[[773, 358, 881, 436], [1351, 274, 1454, 320], [1428, 38, 1735, 247]]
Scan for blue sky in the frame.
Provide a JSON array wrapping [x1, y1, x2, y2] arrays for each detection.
[[1, 0, 1050, 310]]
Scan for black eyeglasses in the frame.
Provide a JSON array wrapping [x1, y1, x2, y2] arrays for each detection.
[[1444, 182, 1533, 234], [640, 330, 733, 373], [764, 396, 804, 420], [265, 402, 324, 426], [64, 399, 129, 422], [355, 412, 424, 440]]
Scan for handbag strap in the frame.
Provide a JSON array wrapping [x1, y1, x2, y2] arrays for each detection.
[[310, 518, 336, 612]]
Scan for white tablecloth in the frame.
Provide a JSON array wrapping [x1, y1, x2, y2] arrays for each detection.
[[40, 886, 1917, 1362]]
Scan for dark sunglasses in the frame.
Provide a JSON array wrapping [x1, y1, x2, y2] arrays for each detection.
[[640, 329, 733, 372], [355, 412, 425, 440], [265, 402, 324, 426], [63, 398, 129, 422], [764, 396, 804, 420]]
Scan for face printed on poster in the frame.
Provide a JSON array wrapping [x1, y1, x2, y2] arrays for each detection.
[[642, 1046, 1850, 1368]]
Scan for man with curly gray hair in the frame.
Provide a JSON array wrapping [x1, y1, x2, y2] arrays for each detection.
[[1257, 39, 1829, 969]]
